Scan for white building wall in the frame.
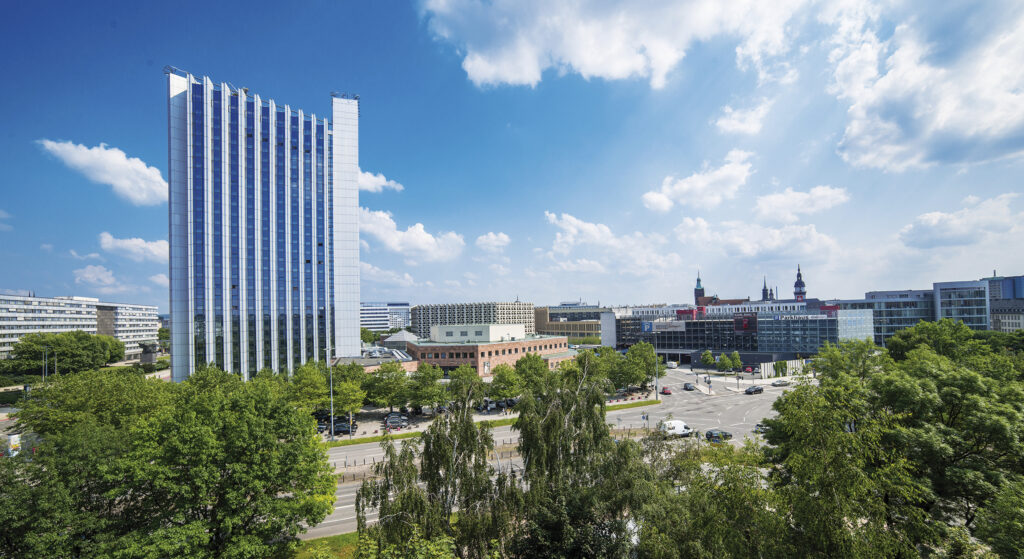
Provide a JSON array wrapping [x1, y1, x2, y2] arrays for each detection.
[[332, 96, 360, 358]]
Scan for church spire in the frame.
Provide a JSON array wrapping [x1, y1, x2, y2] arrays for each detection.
[[761, 276, 770, 301]]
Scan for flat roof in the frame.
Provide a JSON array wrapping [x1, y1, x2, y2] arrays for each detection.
[[409, 334, 567, 347]]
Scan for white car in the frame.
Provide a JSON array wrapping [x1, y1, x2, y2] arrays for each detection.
[[659, 420, 694, 438]]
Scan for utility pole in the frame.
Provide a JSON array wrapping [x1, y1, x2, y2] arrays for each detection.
[[329, 362, 335, 442]]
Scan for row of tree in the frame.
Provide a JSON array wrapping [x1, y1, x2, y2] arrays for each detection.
[[0, 366, 336, 558], [354, 319, 1024, 558], [0, 331, 125, 376]]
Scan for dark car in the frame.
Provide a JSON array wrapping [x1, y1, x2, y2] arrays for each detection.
[[705, 429, 733, 442], [333, 421, 356, 435], [745, 385, 764, 395], [661, 386, 672, 395], [384, 411, 409, 421], [505, 398, 519, 409], [384, 416, 408, 429], [683, 382, 696, 391]]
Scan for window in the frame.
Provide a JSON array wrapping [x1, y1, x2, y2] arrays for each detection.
[[475, 330, 483, 336], [460, 331, 468, 336], [446, 331, 453, 336]]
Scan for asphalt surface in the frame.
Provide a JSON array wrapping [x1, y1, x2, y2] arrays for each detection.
[[305, 368, 802, 539]]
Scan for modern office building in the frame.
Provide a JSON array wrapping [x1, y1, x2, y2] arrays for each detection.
[[360, 302, 411, 332], [534, 304, 607, 340], [602, 309, 873, 364], [411, 302, 535, 338], [402, 323, 573, 375], [0, 294, 98, 359], [167, 69, 360, 382], [0, 294, 158, 361], [980, 272, 1024, 301], [96, 302, 160, 359], [934, 281, 990, 330]]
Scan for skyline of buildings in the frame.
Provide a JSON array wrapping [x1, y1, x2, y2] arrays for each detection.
[[166, 69, 360, 382]]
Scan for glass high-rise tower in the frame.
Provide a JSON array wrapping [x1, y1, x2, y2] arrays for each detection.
[[167, 69, 360, 382]]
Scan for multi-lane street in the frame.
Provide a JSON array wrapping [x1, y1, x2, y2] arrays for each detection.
[[305, 368, 801, 539]]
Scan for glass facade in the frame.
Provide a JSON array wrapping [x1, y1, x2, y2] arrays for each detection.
[[934, 281, 989, 330], [168, 71, 360, 382]]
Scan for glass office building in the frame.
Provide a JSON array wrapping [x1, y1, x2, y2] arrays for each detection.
[[167, 70, 360, 382]]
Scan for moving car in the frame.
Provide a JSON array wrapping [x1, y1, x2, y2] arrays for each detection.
[[745, 385, 764, 394], [659, 420, 694, 438], [661, 386, 672, 395], [683, 382, 696, 391], [705, 429, 733, 442], [770, 379, 790, 387]]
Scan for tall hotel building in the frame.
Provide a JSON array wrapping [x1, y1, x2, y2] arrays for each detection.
[[167, 69, 360, 382]]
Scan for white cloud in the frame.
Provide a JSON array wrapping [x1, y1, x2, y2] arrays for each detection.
[[675, 217, 840, 261], [1, 289, 32, 296], [99, 232, 168, 264], [545, 211, 681, 275], [0, 209, 11, 231], [715, 98, 774, 134], [40, 244, 53, 252], [149, 274, 170, 288], [359, 170, 405, 193], [823, 3, 1024, 170], [475, 231, 511, 253], [73, 265, 130, 295], [899, 194, 1021, 249], [422, 0, 808, 88], [37, 140, 167, 205], [489, 263, 510, 276], [444, 280, 462, 288], [642, 150, 754, 212], [555, 258, 607, 274], [70, 249, 102, 261], [755, 185, 850, 223], [359, 207, 465, 264], [360, 261, 418, 287]]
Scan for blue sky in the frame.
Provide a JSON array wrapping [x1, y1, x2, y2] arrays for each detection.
[[2, 0, 1023, 313]]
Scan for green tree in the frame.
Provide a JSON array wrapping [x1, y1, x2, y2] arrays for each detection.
[[365, 361, 409, 411], [361, 327, 382, 344], [489, 364, 522, 400], [407, 361, 445, 410], [716, 354, 733, 372], [157, 327, 170, 341], [7, 331, 109, 375], [335, 361, 369, 385], [729, 351, 742, 370], [288, 361, 330, 412], [333, 380, 367, 435], [886, 318, 988, 362], [774, 360, 788, 377], [96, 335, 125, 363], [976, 478, 1024, 558], [626, 342, 663, 389], [447, 364, 484, 409], [700, 349, 715, 368], [514, 352, 551, 395]]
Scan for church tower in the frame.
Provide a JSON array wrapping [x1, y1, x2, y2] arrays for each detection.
[[794, 265, 807, 302], [761, 277, 770, 301], [694, 271, 705, 305]]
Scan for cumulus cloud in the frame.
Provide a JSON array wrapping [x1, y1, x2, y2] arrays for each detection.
[[73, 265, 131, 294], [545, 211, 681, 275], [0, 209, 12, 231], [37, 140, 167, 205], [555, 258, 607, 274], [675, 217, 840, 261], [422, 0, 808, 88], [40, 244, 53, 252], [489, 263, 510, 276], [823, 2, 1024, 170], [899, 194, 1021, 249], [359, 170, 404, 193], [70, 249, 102, 260], [755, 186, 850, 223], [99, 232, 169, 264], [476, 231, 511, 253], [360, 261, 418, 287], [715, 98, 774, 134], [359, 207, 465, 264], [149, 274, 170, 288], [642, 150, 753, 212]]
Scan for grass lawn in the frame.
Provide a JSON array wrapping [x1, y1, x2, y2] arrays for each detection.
[[296, 531, 359, 559], [606, 399, 662, 412]]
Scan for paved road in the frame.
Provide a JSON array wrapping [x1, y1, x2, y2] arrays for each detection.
[[306, 369, 803, 539]]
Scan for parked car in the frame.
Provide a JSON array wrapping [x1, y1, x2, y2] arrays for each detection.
[[745, 385, 764, 394], [666, 361, 678, 369], [505, 397, 519, 408], [661, 386, 672, 395], [659, 420, 694, 438], [333, 422, 356, 435], [384, 416, 408, 429], [753, 423, 769, 434], [771, 379, 790, 387], [384, 411, 408, 421], [683, 382, 696, 391], [705, 429, 733, 442], [744, 366, 754, 373]]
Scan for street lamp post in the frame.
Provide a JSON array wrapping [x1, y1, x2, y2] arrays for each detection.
[[41, 346, 50, 382], [329, 363, 335, 442]]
